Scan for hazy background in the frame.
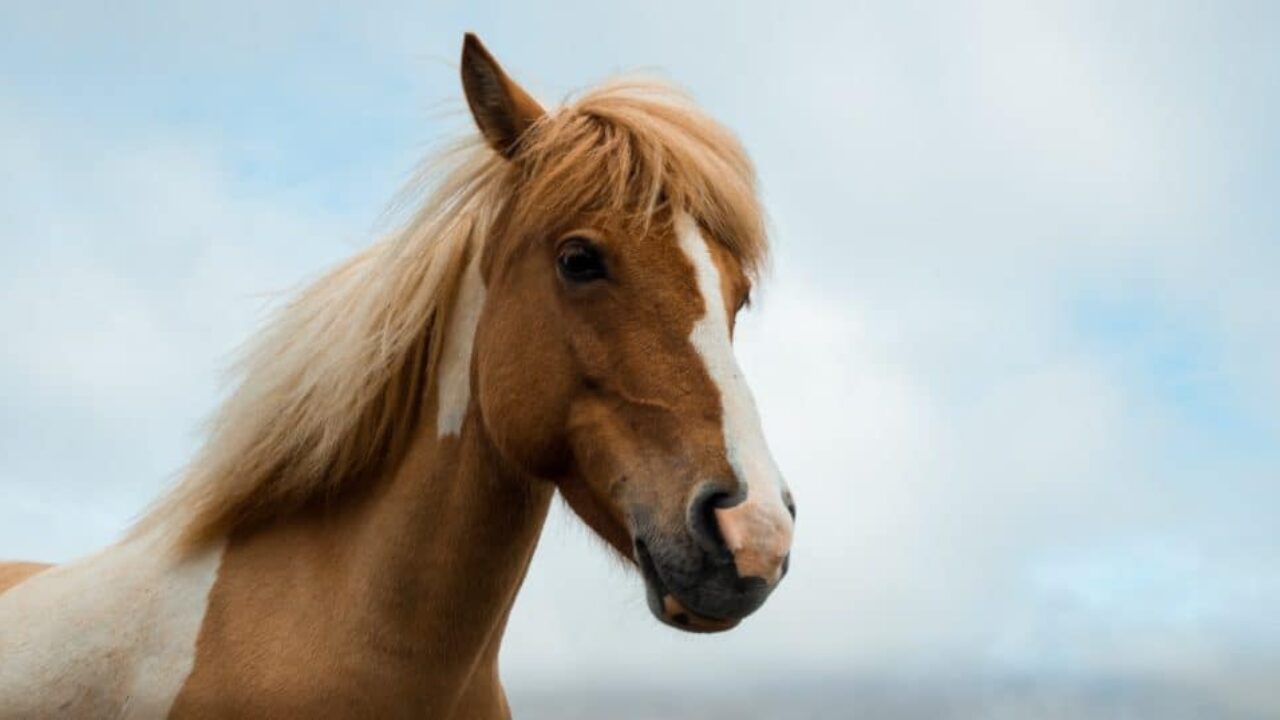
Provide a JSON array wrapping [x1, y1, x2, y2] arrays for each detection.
[[2, 2, 1277, 717]]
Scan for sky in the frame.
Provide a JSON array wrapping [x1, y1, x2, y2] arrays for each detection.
[[1, 2, 1277, 717]]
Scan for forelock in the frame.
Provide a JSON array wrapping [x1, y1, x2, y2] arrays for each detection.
[[509, 78, 768, 278]]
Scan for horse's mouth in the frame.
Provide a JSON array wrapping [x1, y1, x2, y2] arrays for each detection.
[[634, 539, 740, 634]]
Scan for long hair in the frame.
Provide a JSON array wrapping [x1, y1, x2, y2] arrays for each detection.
[[135, 78, 768, 550]]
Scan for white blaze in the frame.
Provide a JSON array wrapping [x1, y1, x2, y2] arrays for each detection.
[[675, 213, 793, 581], [0, 530, 225, 718], [436, 251, 486, 437]]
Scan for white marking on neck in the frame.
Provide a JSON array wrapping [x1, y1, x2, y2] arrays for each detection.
[[436, 251, 486, 437], [0, 529, 225, 717], [675, 213, 791, 516]]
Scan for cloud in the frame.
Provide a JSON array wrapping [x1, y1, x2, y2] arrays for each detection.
[[0, 98, 357, 555], [0, 1, 1277, 716]]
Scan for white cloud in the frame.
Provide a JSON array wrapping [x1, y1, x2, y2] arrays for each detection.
[[0, 100, 357, 555], [1, 1, 1277, 715]]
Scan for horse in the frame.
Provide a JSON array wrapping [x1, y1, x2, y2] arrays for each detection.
[[0, 34, 795, 718]]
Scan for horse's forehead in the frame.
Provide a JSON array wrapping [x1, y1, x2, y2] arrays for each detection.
[[621, 217, 747, 302]]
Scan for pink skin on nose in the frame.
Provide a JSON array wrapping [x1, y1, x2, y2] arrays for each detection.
[[714, 500, 793, 584]]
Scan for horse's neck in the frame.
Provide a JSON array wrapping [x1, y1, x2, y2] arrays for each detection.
[[169, 412, 555, 713], [340, 415, 555, 654]]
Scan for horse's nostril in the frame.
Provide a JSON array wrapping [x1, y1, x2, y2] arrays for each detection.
[[687, 484, 735, 557]]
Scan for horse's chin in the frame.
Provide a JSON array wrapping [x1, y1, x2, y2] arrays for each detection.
[[649, 588, 741, 633], [634, 539, 741, 634]]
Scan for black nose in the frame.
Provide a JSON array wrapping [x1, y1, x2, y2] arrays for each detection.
[[685, 482, 740, 558]]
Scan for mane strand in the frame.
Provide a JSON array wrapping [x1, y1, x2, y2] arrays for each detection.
[[134, 78, 769, 549]]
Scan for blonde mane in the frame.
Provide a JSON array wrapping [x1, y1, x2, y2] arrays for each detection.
[[137, 78, 769, 549]]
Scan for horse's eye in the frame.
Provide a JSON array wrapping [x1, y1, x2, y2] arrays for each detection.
[[557, 238, 607, 283]]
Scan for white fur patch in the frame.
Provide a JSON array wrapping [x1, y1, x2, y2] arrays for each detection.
[[0, 531, 225, 718], [436, 251, 486, 437], [675, 213, 792, 519]]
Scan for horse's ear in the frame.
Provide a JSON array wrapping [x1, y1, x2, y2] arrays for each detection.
[[460, 33, 545, 160]]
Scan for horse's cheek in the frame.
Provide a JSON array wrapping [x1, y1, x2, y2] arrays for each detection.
[[475, 332, 574, 477]]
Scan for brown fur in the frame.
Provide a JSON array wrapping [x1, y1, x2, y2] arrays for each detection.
[[170, 412, 551, 717], [0, 561, 50, 595], [170, 206, 749, 716], [145, 34, 782, 719]]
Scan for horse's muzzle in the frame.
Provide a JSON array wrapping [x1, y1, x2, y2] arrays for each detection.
[[633, 532, 788, 633]]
